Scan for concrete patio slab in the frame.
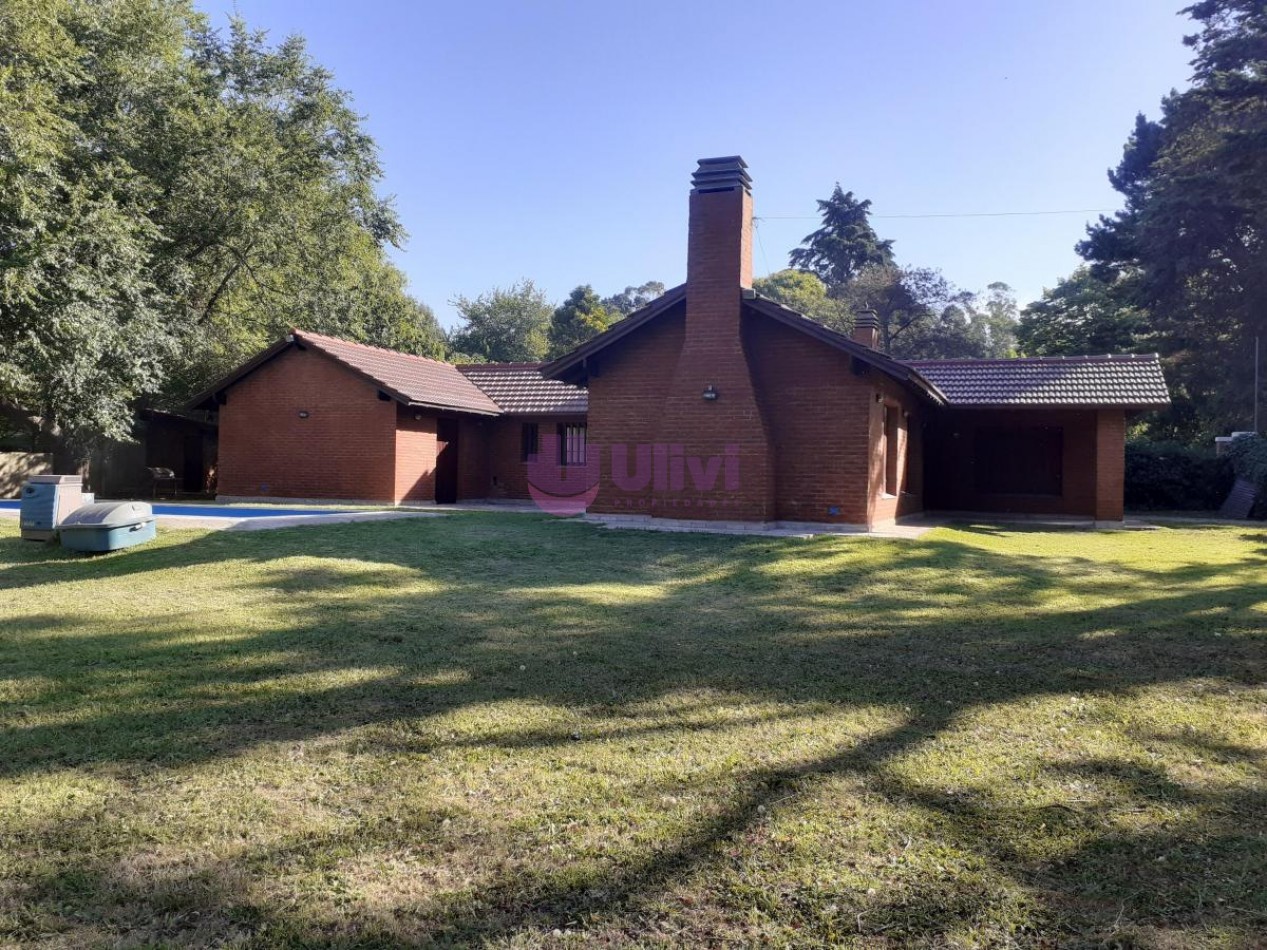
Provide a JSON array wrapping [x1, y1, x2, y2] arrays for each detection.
[[0, 506, 442, 533]]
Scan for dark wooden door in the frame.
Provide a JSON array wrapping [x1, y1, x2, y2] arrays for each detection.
[[435, 418, 459, 504]]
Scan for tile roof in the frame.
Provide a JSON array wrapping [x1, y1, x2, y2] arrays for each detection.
[[294, 331, 501, 415], [459, 363, 589, 415], [902, 354, 1170, 408]]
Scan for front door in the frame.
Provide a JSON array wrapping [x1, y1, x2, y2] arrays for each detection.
[[435, 418, 459, 504]]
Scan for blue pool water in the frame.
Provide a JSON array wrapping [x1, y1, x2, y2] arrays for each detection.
[[0, 500, 367, 519]]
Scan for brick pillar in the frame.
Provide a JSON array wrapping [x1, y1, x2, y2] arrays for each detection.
[[653, 157, 774, 522], [1094, 408, 1125, 524]]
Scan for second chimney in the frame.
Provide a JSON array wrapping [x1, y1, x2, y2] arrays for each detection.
[[853, 310, 880, 349]]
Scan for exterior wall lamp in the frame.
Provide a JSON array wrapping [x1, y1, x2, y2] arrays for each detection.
[[702, 384, 719, 401], [298, 410, 310, 419]]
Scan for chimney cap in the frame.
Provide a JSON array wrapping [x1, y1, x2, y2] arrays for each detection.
[[854, 309, 880, 329], [692, 155, 751, 194]]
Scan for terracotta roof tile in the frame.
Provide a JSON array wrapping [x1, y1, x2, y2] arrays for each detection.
[[295, 331, 501, 415], [902, 354, 1170, 408], [459, 363, 589, 415]]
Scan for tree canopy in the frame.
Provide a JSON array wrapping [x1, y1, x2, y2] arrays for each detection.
[[1023, 0, 1267, 440], [776, 184, 1016, 359], [547, 286, 614, 359], [787, 186, 895, 288], [1018, 268, 1150, 357], [839, 267, 1017, 359], [752, 270, 851, 331], [448, 280, 552, 363], [0, 0, 441, 460], [602, 281, 665, 316]]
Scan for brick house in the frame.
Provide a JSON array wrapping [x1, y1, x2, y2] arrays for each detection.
[[191, 155, 1169, 527], [190, 334, 586, 506]]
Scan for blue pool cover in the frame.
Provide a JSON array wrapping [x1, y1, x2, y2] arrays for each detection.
[[0, 500, 369, 519]]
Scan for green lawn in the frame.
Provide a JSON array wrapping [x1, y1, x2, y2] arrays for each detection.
[[1, 514, 1263, 948]]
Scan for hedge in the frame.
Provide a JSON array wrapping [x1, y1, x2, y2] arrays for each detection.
[[1124, 441, 1234, 511]]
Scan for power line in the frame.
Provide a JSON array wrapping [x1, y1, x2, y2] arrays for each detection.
[[752, 216, 772, 275], [756, 208, 1115, 221]]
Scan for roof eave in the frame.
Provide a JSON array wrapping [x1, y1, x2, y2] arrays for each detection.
[[405, 399, 501, 417], [941, 400, 1171, 410]]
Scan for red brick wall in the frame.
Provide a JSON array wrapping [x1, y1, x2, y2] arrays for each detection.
[[484, 416, 587, 501], [651, 184, 774, 521], [584, 304, 927, 527], [1094, 409, 1125, 522], [747, 316, 875, 524], [923, 408, 1102, 517], [218, 346, 397, 501], [867, 375, 925, 526], [394, 407, 437, 503], [588, 304, 687, 516], [394, 411, 496, 504]]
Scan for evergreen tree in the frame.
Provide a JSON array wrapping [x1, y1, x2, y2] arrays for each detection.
[[1076, 0, 1267, 438], [788, 185, 895, 288], [547, 286, 614, 359], [1019, 268, 1150, 357]]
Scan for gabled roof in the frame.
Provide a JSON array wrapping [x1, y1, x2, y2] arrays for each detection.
[[742, 294, 947, 404], [540, 284, 946, 403], [458, 363, 588, 415], [542, 285, 687, 382], [187, 330, 501, 416], [902, 354, 1170, 408]]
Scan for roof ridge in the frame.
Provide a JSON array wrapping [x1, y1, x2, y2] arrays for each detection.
[[902, 353, 1160, 365], [293, 329, 457, 370], [457, 362, 547, 370]]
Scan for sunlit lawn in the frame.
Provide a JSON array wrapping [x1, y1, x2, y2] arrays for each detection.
[[0, 513, 1264, 948]]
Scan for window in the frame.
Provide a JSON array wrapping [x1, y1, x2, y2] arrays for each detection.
[[974, 426, 1063, 496], [883, 406, 901, 496], [521, 423, 539, 461], [559, 423, 587, 466]]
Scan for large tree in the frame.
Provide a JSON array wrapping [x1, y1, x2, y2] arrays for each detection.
[[1019, 267, 1150, 357], [788, 185, 894, 288], [547, 285, 613, 359], [448, 280, 552, 363], [836, 265, 1015, 359], [1076, 0, 1267, 439], [602, 281, 665, 316], [752, 270, 851, 331], [0, 0, 440, 462], [0, 0, 182, 465]]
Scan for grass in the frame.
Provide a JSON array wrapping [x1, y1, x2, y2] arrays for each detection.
[[0, 513, 1263, 948]]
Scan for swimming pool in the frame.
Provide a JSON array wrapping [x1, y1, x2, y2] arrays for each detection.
[[0, 500, 373, 519]]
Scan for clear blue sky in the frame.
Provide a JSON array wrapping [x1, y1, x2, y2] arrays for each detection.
[[198, 0, 1194, 328]]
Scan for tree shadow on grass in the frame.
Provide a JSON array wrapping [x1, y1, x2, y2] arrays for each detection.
[[1, 515, 1264, 945]]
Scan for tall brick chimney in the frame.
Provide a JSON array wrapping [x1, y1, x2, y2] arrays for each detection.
[[687, 157, 754, 294], [653, 156, 774, 521]]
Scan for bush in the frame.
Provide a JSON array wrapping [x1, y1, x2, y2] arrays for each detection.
[[1225, 434, 1267, 518], [1226, 434, 1267, 486], [1124, 441, 1233, 511]]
